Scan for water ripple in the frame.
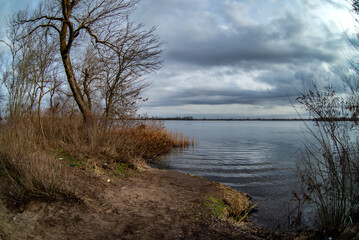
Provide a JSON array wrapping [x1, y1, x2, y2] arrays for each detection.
[[154, 120, 311, 228]]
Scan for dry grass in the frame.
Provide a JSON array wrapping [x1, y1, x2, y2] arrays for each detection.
[[0, 114, 191, 205], [40, 115, 192, 166], [125, 124, 193, 159], [0, 117, 74, 206]]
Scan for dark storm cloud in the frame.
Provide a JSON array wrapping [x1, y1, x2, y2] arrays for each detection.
[[165, 13, 339, 67], [143, 58, 348, 110], [150, 87, 294, 107]]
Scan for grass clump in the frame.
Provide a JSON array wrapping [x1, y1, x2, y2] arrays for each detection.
[[57, 149, 84, 168], [125, 123, 193, 159], [114, 162, 129, 177], [206, 197, 227, 218], [205, 186, 253, 224]]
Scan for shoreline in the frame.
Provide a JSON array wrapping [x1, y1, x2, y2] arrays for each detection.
[[0, 165, 300, 239]]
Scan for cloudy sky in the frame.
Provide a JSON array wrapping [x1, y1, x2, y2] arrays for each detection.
[[0, 0, 357, 118], [133, 0, 357, 118]]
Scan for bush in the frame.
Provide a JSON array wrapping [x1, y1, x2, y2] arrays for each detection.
[[297, 83, 359, 236]]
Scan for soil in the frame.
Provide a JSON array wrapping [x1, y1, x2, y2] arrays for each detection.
[[0, 166, 299, 240]]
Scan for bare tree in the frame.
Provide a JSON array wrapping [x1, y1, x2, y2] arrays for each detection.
[[32, 30, 60, 138], [85, 21, 162, 123], [1, 13, 39, 117], [1, 11, 61, 128], [17, 0, 161, 123]]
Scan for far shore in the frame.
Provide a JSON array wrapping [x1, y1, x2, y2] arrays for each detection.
[[135, 117, 359, 122]]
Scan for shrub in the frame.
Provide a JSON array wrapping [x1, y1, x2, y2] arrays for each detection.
[[297, 84, 359, 236]]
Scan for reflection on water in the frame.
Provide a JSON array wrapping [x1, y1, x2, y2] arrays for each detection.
[[152, 120, 312, 229]]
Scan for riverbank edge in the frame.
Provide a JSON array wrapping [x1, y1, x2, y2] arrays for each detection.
[[0, 164, 307, 240]]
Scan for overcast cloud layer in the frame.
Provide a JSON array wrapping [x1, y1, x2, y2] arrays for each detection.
[[132, 0, 356, 118], [0, 0, 356, 118]]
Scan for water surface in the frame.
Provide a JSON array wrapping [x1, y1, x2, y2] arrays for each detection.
[[152, 120, 311, 228]]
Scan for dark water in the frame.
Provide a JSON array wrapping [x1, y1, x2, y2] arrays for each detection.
[[152, 120, 312, 229]]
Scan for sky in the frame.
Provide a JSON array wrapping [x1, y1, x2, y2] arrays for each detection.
[[0, 0, 357, 118]]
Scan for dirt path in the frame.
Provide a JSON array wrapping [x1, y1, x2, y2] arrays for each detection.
[[0, 168, 294, 240]]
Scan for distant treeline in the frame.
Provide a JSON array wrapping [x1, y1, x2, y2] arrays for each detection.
[[138, 116, 307, 121], [137, 116, 359, 122]]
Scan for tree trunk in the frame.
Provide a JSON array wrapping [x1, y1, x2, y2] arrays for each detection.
[[59, 21, 92, 122], [61, 53, 92, 120]]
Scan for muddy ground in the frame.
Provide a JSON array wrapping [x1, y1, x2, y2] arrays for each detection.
[[0, 167, 302, 240]]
